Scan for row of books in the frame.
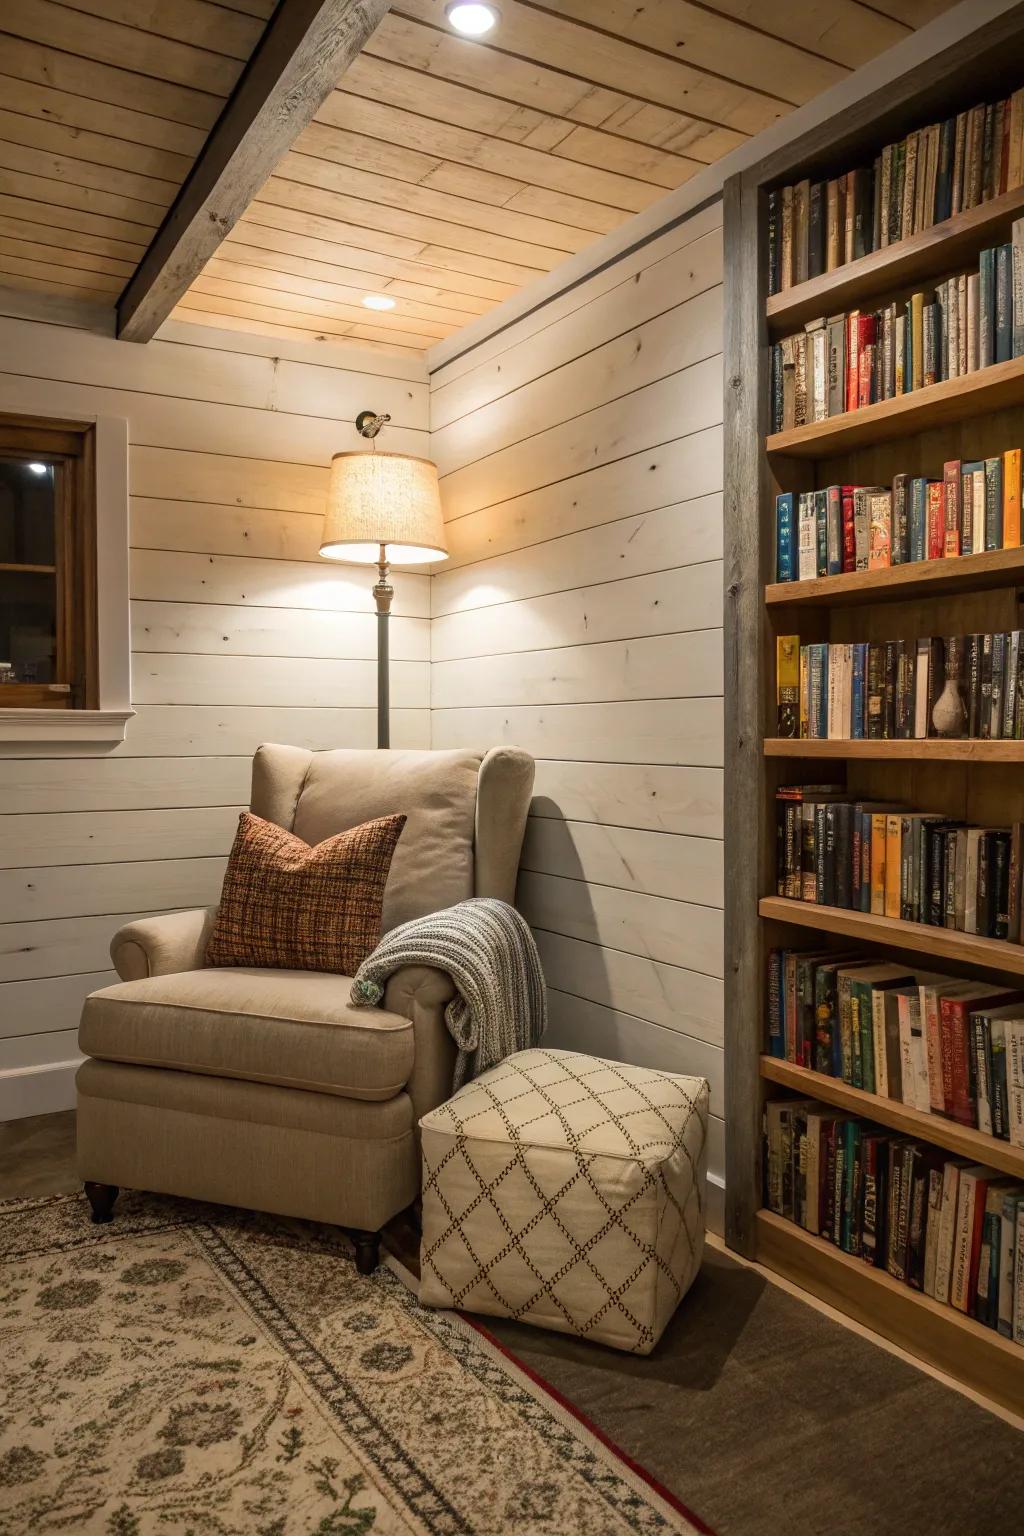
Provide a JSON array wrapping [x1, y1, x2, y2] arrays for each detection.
[[775, 631, 1024, 742], [766, 87, 1024, 295], [764, 1101, 1024, 1342], [769, 230, 1024, 432], [774, 454, 1024, 583], [775, 786, 1024, 943], [767, 950, 1024, 1143]]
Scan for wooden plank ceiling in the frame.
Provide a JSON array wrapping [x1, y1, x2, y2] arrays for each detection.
[[0, 0, 276, 303], [1, 0, 959, 355]]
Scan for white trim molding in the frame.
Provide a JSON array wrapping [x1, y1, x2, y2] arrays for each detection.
[[0, 411, 133, 753], [0, 1058, 81, 1120]]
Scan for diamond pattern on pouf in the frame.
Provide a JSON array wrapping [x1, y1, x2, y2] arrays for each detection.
[[418, 1049, 709, 1355]]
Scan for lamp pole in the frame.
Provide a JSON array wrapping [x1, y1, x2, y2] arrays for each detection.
[[373, 541, 392, 749]]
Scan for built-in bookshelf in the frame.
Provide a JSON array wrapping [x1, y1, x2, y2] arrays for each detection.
[[724, 8, 1024, 1420]]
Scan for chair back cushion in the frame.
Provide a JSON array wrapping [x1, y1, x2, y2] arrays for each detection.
[[205, 810, 405, 973], [252, 746, 484, 931]]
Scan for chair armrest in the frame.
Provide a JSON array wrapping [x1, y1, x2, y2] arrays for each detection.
[[384, 964, 458, 1124], [111, 908, 217, 981]]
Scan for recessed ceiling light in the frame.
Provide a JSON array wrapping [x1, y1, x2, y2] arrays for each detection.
[[445, 3, 499, 37], [362, 294, 396, 311], [27, 462, 48, 475]]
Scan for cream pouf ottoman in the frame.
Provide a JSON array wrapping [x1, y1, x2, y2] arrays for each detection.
[[418, 1047, 709, 1354]]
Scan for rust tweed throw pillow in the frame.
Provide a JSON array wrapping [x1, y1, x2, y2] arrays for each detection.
[[205, 811, 406, 974]]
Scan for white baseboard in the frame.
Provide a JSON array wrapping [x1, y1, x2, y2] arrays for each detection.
[[0, 1058, 80, 1122], [706, 1170, 725, 1238]]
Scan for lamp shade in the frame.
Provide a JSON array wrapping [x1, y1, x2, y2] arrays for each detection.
[[320, 450, 448, 565]]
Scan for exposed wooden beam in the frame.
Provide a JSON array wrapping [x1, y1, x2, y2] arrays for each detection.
[[116, 0, 390, 343]]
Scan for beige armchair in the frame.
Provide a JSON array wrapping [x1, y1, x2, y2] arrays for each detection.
[[76, 743, 534, 1272]]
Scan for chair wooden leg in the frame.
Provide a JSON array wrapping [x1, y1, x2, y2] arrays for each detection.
[[350, 1229, 381, 1275], [84, 1182, 118, 1224]]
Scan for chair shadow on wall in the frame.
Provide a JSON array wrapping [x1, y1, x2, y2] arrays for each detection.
[[521, 794, 610, 1056], [515, 797, 760, 1389]]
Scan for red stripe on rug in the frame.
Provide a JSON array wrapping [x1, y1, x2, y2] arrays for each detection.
[[458, 1312, 718, 1536]]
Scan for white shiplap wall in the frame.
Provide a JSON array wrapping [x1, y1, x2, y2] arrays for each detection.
[[428, 200, 726, 1203], [0, 311, 431, 1117]]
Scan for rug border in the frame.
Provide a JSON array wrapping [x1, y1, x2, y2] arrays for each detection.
[[384, 1250, 717, 1536], [5, 1192, 717, 1536], [458, 1312, 719, 1536]]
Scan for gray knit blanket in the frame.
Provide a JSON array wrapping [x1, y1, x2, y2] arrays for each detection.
[[350, 897, 546, 1088]]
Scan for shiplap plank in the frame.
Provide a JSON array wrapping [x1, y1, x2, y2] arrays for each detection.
[[539, 0, 846, 102], [0, 807, 239, 870], [155, 316, 430, 383], [0, 370, 428, 468], [432, 287, 723, 478], [129, 447, 333, 516], [202, 255, 481, 329], [443, 448, 722, 569], [0, 316, 427, 421], [430, 230, 724, 430], [434, 495, 722, 612], [518, 869, 724, 977], [130, 498, 325, 562], [544, 988, 724, 1120], [531, 761, 723, 840], [131, 653, 428, 709], [432, 700, 723, 767], [0, 859, 225, 924], [276, 150, 595, 256], [0, 1029, 81, 1071], [119, 706, 430, 758], [259, 175, 564, 274], [0, 972, 117, 1040], [0, 74, 206, 160], [373, 7, 785, 136], [0, 757, 250, 815], [316, 92, 672, 214], [3, 0, 243, 97], [0, 35, 222, 132], [438, 357, 723, 522], [132, 601, 430, 663], [698, 0, 909, 67], [535, 930, 723, 1048], [0, 107, 193, 185], [430, 631, 723, 709], [225, 219, 518, 302], [522, 815, 724, 908], [129, 550, 430, 619], [427, 203, 723, 390], [430, 565, 723, 661], [0, 912, 164, 983]]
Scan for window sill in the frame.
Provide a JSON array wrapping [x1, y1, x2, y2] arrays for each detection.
[[0, 708, 134, 753]]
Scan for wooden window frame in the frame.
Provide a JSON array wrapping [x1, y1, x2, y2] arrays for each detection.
[[0, 415, 97, 711], [0, 409, 131, 752]]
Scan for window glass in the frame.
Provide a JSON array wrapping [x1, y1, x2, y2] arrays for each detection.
[[0, 459, 58, 687]]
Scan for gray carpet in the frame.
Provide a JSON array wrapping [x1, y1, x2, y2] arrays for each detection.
[[483, 1247, 1024, 1536]]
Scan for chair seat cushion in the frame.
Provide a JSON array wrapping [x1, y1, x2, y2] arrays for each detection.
[[79, 967, 414, 1101]]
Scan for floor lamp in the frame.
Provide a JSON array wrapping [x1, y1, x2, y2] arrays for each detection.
[[320, 412, 448, 749]]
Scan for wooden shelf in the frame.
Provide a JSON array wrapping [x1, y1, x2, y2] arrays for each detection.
[[759, 895, 1024, 976], [765, 546, 1024, 607], [760, 1055, 1024, 1178], [766, 183, 1024, 334], [755, 1211, 1024, 1418], [0, 562, 55, 574], [763, 738, 1024, 760], [766, 355, 1024, 458]]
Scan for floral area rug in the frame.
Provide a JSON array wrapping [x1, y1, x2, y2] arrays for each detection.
[[0, 1192, 712, 1536]]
